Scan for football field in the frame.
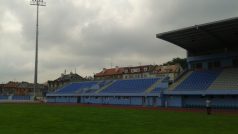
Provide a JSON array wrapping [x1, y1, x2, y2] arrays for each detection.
[[0, 104, 237, 134]]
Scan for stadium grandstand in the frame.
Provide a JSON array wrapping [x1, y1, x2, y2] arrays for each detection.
[[158, 17, 238, 108], [46, 17, 238, 109]]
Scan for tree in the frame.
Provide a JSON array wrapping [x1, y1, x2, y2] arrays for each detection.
[[163, 57, 187, 69]]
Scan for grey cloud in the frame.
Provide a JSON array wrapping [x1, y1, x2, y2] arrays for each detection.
[[0, 0, 237, 83]]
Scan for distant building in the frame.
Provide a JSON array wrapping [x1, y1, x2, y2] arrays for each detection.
[[94, 66, 124, 80], [151, 64, 183, 81], [48, 72, 85, 91], [0, 84, 3, 93], [94, 64, 182, 81], [0, 81, 46, 96], [123, 65, 155, 79]]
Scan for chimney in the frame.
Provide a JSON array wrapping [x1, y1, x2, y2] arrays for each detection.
[[115, 66, 119, 72], [102, 68, 107, 73]]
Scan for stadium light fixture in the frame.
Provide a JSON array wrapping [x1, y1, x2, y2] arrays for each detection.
[[30, 0, 46, 98]]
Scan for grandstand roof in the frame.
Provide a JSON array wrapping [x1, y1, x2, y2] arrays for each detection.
[[156, 17, 238, 52]]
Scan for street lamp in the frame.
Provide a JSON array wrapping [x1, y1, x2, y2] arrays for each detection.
[[30, 0, 46, 98]]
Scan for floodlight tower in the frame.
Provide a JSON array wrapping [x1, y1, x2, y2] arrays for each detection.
[[30, 0, 46, 98]]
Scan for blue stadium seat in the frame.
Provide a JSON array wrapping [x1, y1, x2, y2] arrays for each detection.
[[175, 70, 221, 91], [56, 81, 97, 94], [101, 78, 160, 93], [97, 80, 113, 88]]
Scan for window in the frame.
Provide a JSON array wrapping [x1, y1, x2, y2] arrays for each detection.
[[233, 58, 238, 67], [208, 62, 213, 69], [214, 61, 221, 68], [196, 63, 203, 70], [131, 68, 140, 73], [200, 95, 205, 98], [191, 64, 196, 70], [208, 61, 221, 69], [123, 97, 129, 100], [209, 96, 214, 99], [144, 67, 148, 72]]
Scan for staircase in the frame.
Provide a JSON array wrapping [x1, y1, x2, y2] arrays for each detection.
[[144, 78, 163, 93], [95, 80, 117, 94], [168, 71, 193, 90], [209, 68, 238, 90]]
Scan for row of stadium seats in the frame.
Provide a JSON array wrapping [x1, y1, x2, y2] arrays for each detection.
[[53, 68, 238, 95], [101, 78, 160, 93], [98, 80, 113, 88], [54, 78, 162, 94], [175, 70, 221, 91], [56, 81, 98, 94], [209, 68, 238, 90], [55, 80, 119, 94]]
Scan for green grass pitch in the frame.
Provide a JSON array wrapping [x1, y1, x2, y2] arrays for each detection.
[[0, 104, 237, 134]]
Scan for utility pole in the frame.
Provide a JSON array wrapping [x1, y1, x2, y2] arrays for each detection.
[[30, 0, 46, 98]]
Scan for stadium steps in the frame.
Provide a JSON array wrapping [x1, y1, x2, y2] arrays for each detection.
[[144, 78, 163, 93], [208, 68, 238, 90], [95, 80, 117, 94], [168, 71, 193, 90]]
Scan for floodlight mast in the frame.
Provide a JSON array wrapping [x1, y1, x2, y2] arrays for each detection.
[[30, 0, 46, 98]]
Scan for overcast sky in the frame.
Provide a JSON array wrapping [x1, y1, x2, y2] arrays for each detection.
[[0, 0, 237, 83]]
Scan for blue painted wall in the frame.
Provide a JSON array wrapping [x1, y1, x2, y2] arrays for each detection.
[[183, 96, 206, 107], [47, 95, 238, 108], [183, 96, 238, 108], [165, 96, 182, 107], [146, 97, 162, 106], [131, 97, 143, 105], [51, 96, 77, 103]]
